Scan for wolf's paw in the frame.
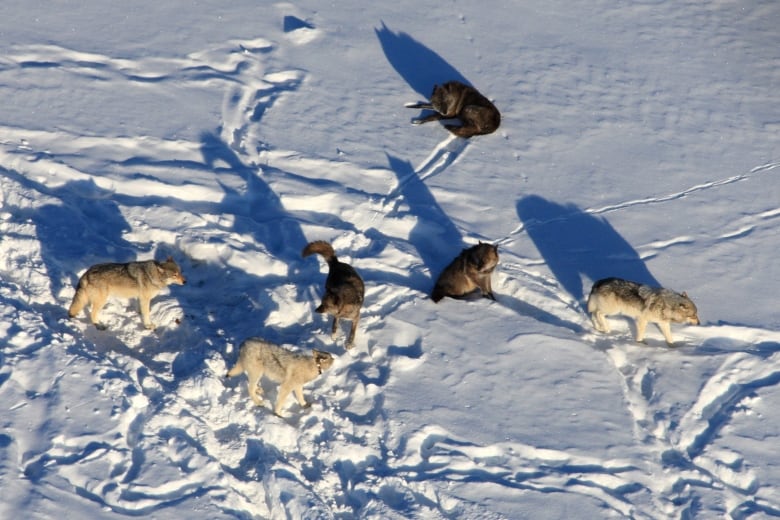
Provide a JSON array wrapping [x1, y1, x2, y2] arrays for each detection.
[[144, 323, 157, 331], [94, 323, 108, 331]]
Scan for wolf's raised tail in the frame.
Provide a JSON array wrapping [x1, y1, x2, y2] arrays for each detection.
[[302, 240, 337, 263]]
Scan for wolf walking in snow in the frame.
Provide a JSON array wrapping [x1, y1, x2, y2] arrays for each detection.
[[68, 257, 186, 330], [587, 277, 700, 346], [432, 242, 499, 303], [302, 240, 365, 349], [225, 338, 334, 416], [406, 80, 501, 138]]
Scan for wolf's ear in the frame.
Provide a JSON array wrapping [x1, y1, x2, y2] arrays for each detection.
[[166, 256, 174, 262], [682, 291, 689, 298]]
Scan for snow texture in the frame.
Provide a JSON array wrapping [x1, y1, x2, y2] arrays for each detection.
[[0, 1, 779, 518]]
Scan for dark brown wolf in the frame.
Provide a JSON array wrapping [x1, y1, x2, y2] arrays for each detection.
[[406, 81, 501, 138], [302, 241, 365, 349], [432, 242, 499, 302]]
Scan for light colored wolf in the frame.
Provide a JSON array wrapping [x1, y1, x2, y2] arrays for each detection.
[[406, 80, 501, 138], [225, 338, 335, 416], [302, 240, 365, 349], [68, 257, 186, 330], [432, 242, 499, 302], [587, 277, 700, 346]]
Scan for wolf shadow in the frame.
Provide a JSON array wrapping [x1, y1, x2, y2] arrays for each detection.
[[375, 22, 469, 100], [516, 195, 659, 310]]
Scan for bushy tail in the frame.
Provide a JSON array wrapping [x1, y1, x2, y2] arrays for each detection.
[[302, 240, 336, 263], [68, 282, 89, 318]]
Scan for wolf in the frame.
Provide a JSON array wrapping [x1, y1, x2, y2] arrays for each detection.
[[406, 80, 501, 138], [225, 338, 334, 416], [302, 241, 365, 349], [432, 242, 499, 302], [68, 257, 186, 330], [587, 277, 700, 346]]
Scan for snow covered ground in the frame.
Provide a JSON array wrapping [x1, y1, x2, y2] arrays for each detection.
[[1, 1, 779, 518]]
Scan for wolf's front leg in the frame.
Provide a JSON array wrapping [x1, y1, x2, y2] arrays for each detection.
[[658, 321, 675, 346], [139, 296, 155, 329], [293, 386, 310, 408], [274, 381, 296, 416], [330, 316, 339, 339], [635, 316, 648, 343], [345, 316, 359, 349]]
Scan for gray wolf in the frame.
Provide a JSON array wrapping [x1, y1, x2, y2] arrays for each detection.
[[406, 81, 501, 138], [68, 257, 186, 330], [225, 338, 334, 416], [302, 241, 365, 349], [587, 277, 700, 346], [432, 242, 499, 302]]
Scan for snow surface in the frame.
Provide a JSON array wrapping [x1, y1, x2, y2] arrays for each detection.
[[1, 1, 779, 518]]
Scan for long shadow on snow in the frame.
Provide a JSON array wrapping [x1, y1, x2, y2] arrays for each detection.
[[517, 195, 659, 309], [385, 154, 464, 293], [0, 168, 138, 302], [375, 22, 469, 99]]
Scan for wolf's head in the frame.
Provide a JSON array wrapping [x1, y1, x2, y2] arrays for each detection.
[[467, 242, 499, 273], [158, 256, 187, 286], [664, 291, 699, 325], [312, 349, 335, 374]]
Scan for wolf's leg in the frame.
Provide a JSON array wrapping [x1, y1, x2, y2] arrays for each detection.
[[635, 316, 648, 342], [275, 381, 294, 416], [293, 386, 310, 408], [139, 296, 155, 329], [89, 291, 108, 329], [480, 277, 496, 300], [68, 287, 88, 319], [247, 370, 264, 406], [412, 113, 444, 126], [331, 316, 339, 339], [346, 316, 359, 349], [592, 312, 609, 333], [658, 322, 675, 346]]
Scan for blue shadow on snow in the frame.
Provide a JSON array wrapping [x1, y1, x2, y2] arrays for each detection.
[[375, 22, 470, 99], [516, 195, 659, 309]]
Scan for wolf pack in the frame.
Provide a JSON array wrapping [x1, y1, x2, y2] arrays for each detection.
[[67, 81, 700, 416]]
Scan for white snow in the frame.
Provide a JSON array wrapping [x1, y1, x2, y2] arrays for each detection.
[[1, 1, 779, 518]]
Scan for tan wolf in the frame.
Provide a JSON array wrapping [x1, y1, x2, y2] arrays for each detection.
[[587, 277, 700, 346], [432, 242, 499, 302], [302, 240, 365, 349], [406, 80, 501, 138], [68, 257, 186, 330], [225, 338, 334, 416]]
